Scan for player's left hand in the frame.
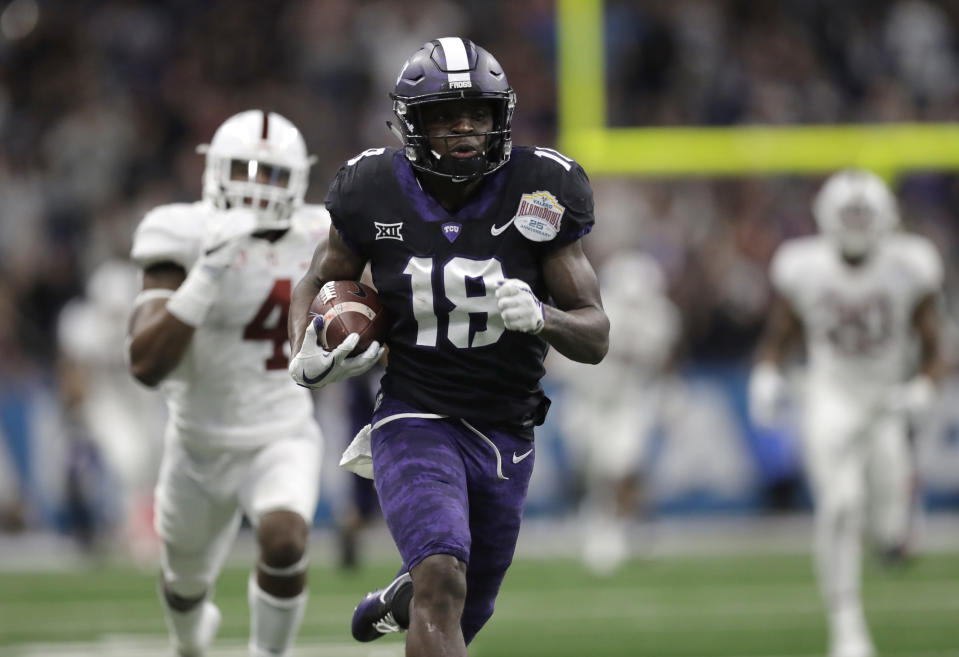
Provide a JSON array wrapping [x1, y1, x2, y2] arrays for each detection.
[[748, 362, 786, 428], [885, 375, 936, 420], [166, 207, 259, 327], [198, 207, 258, 279], [289, 317, 384, 389], [496, 279, 544, 334]]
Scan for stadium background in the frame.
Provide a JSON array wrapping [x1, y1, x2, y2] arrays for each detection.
[[1, 0, 958, 655]]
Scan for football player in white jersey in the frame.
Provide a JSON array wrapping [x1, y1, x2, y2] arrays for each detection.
[[127, 110, 330, 657], [748, 169, 945, 657], [554, 250, 680, 575]]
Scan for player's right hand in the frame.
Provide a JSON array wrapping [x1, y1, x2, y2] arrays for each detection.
[[197, 207, 258, 280], [289, 317, 384, 389], [748, 362, 786, 428]]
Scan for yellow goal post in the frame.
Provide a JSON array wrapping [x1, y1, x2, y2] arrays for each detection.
[[556, 0, 959, 181]]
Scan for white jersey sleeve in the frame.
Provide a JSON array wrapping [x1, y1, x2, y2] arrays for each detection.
[[769, 236, 820, 305], [290, 203, 332, 247], [130, 202, 207, 270], [891, 232, 943, 299]]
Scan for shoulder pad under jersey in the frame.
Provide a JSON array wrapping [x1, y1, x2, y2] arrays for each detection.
[[769, 235, 825, 299], [324, 148, 397, 259], [519, 146, 595, 245], [130, 202, 209, 270], [290, 203, 332, 242], [889, 232, 944, 294], [324, 147, 395, 222]]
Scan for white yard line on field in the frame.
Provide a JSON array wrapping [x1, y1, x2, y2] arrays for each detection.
[[8, 637, 959, 657], [9, 636, 404, 657]]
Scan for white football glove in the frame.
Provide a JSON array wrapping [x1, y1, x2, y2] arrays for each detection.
[[884, 375, 936, 421], [196, 207, 258, 279], [289, 317, 384, 390], [495, 279, 544, 334], [166, 208, 257, 326], [748, 362, 787, 429]]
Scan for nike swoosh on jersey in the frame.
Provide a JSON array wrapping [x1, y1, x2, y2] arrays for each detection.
[[204, 240, 229, 256], [512, 448, 533, 464], [490, 217, 515, 236]]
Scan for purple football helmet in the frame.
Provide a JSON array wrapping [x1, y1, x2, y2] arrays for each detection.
[[388, 37, 516, 182]]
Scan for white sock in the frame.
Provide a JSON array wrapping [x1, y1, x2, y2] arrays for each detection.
[[248, 572, 308, 657], [159, 589, 221, 657], [815, 507, 862, 609], [829, 601, 874, 657], [814, 506, 873, 654]]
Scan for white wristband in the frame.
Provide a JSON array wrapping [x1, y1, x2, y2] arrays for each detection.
[[166, 267, 221, 327], [904, 375, 936, 413], [752, 361, 782, 383], [134, 288, 175, 307]]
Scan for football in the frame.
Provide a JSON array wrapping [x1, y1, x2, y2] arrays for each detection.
[[310, 280, 388, 356]]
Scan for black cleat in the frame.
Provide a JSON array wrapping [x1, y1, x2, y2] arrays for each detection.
[[878, 543, 915, 568], [351, 571, 413, 642]]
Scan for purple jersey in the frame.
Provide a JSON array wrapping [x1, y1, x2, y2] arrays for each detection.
[[325, 147, 594, 432]]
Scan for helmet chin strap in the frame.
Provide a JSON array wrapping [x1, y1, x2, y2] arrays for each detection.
[[836, 231, 876, 263], [223, 196, 292, 230], [430, 149, 487, 183]]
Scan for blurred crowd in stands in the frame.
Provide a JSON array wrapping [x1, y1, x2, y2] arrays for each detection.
[[4, 0, 959, 376], [3, 0, 959, 536]]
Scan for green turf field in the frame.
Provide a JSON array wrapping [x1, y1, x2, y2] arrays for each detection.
[[1, 552, 957, 656]]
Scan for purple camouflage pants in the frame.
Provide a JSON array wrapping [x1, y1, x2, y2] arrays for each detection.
[[370, 393, 535, 645]]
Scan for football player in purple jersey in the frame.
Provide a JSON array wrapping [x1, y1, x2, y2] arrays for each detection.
[[289, 38, 608, 656]]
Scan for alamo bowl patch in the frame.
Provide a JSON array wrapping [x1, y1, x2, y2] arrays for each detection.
[[514, 191, 564, 242]]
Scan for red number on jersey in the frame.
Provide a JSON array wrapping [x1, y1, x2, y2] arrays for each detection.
[[823, 291, 892, 356], [243, 279, 291, 370]]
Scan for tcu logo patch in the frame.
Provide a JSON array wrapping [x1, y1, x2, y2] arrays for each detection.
[[441, 222, 462, 244], [374, 222, 404, 241]]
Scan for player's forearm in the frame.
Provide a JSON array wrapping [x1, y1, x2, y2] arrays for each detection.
[[918, 335, 945, 384], [289, 275, 323, 355], [753, 344, 786, 370], [753, 323, 791, 369], [914, 296, 945, 384], [127, 304, 195, 386], [289, 226, 366, 355], [540, 304, 609, 364], [753, 297, 802, 369]]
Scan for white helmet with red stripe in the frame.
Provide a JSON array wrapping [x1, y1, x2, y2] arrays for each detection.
[[197, 110, 315, 230], [813, 168, 899, 259]]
